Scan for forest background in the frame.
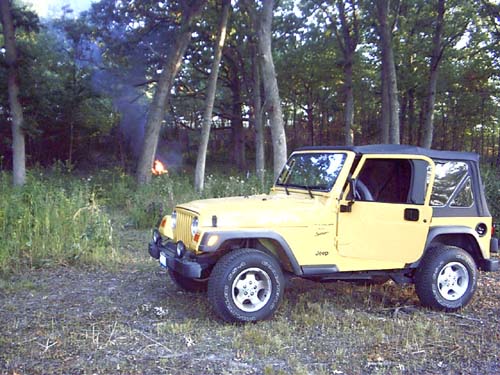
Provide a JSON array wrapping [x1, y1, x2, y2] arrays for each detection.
[[1, 0, 499, 181], [1, 1, 500, 373]]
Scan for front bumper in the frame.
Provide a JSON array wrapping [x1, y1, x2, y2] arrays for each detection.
[[491, 237, 499, 254], [148, 234, 209, 279]]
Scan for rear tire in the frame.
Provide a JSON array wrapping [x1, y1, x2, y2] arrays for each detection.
[[208, 248, 284, 322], [415, 245, 477, 311], [168, 269, 208, 293]]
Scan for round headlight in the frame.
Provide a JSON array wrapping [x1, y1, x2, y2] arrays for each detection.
[[191, 217, 199, 236], [171, 211, 177, 229], [152, 229, 161, 244], [176, 241, 185, 258]]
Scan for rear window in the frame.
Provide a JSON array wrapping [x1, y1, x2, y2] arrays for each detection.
[[430, 161, 472, 207]]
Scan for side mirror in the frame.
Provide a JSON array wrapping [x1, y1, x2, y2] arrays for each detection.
[[340, 178, 357, 213], [349, 178, 357, 203]]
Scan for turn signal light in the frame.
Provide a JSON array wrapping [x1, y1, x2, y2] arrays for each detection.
[[193, 232, 201, 243]]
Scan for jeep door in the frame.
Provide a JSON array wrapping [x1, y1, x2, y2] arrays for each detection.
[[337, 155, 434, 265]]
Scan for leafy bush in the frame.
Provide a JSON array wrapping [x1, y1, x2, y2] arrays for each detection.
[[1, 163, 497, 274], [0, 171, 115, 273], [101, 171, 274, 229], [482, 167, 500, 227]]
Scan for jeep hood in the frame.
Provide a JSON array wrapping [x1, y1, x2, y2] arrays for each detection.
[[177, 193, 332, 228]]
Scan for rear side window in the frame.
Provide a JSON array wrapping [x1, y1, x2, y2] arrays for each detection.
[[430, 161, 472, 207], [450, 177, 474, 207]]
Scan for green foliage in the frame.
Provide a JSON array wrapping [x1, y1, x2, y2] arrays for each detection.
[[74, 96, 119, 136], [0, 170, 115, 274], [0, 12, 120, 168], [96, 170, 274, 229], [482, 167, 500, 227], [0, 166, 273, 273]]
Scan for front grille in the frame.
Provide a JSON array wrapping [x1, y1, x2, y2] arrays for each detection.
[[174, 209, 196, 245]]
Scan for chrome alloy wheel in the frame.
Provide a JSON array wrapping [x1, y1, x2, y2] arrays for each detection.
[[437, 261, 469, 301], [231, 267, 272, 312]]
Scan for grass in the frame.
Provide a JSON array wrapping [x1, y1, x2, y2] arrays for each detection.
[[0, 170, 116, 274], [1, 246, 499, 374], [0, 167, 273, 274]]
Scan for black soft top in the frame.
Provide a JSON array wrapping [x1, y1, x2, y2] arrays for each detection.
[[296, 144, 479, 162]]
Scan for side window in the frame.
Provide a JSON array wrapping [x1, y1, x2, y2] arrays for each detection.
[[450, 177, 474, 207], [430, 161, 471, 207], [356, 159, 413, 203]]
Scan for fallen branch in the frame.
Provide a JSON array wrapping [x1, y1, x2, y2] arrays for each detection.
[[448, 313, 483, 324], [136, 330, 172, 353]]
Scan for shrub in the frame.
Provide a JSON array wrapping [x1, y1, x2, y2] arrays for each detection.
[[99, 170, 274, 229], [1, 163, 496, 274], [0, 171, 115, 274], [482, 167, 500, 228]]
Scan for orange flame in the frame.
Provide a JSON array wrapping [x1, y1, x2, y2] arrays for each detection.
[[152, 160, 168, 175]]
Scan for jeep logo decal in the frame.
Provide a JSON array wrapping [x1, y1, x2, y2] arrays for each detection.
[[315, 250, 329, 256]]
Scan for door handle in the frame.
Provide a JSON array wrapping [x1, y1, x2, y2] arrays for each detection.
[[404, 208, 419, 221]]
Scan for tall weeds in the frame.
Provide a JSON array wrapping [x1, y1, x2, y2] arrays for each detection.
[[99, 170, 274, 229], [0, 170, 115, 273], [0, 168, 272, 273], [482, 167, 500, 227]]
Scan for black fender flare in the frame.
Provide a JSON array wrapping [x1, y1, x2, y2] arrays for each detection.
[[198, 230, 302, 275], [410, 226, 482, 268]]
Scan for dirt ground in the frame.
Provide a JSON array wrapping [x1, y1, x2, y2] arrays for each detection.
[[1, 230, 499, 375]]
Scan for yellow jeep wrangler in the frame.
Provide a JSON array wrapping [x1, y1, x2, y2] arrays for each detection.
[[148, 145, 499, 322]]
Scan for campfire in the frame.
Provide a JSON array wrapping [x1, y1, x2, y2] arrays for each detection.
[[152, 159, 168, 175]]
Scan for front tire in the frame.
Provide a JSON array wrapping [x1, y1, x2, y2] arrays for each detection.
[[168, 269, 208, 293], [208, 248, 284, 322], [415, 245, 477, 311]]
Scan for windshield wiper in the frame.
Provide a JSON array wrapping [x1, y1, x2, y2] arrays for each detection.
[[284, 185, 290, 195]]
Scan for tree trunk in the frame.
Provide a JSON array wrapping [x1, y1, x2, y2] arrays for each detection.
[[336, 0, 359, 146], [399, 92, 407, 143], [344, 62, 354, 145], [292, 99, 297, 149], [231, 77, 246, 171], [252, 43, 265, 185], [68, 121, 74, 167], [407, 88, 415, 144], [420, 0, 445, 149], [136, 1, 205, 184], [380, 56, 390, 143], [194, 0, 230, 192], [376, 0, 400, 144], [256, 0, 287, 179], [304, 88, 314, 146], [1, 0, 26, 186], [496, 129, 500, 168]]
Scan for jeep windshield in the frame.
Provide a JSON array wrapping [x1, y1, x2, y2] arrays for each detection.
[[276, 152, 347, 192]]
